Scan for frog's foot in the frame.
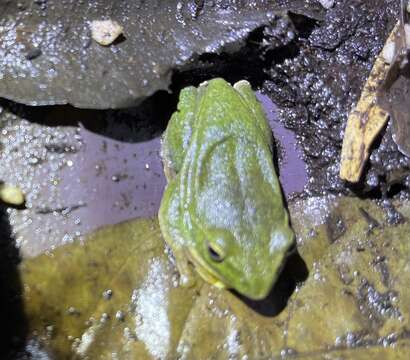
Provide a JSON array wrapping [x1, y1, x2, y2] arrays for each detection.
[[177, 255, 226, 289], [175, 255, 196, 288]]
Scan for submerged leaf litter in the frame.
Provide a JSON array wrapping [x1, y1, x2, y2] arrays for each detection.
[[19, 198, 410, 359]]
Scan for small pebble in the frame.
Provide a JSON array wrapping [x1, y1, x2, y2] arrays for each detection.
[[25, 47, 42, 60], [90, 20, 123, 46], [0, 183, 25, 206], [318, 0, 335, 9]]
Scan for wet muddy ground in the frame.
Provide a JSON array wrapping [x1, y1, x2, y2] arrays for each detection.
[[261, 0, 405, 197]]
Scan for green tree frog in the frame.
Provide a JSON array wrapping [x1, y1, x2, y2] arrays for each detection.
[[159, 78, 294, 300]]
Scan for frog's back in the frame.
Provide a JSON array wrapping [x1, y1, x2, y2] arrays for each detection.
[[194, 79, 273, 150], [183, 78, 289, 243]]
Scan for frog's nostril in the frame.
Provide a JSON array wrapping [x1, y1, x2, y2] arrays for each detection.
[[207, 243, 225, 262]]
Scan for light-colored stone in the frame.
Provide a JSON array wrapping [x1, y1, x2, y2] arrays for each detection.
[[318, 0, 335, 9], [0, 183, 25, 205], [90, 20, 123, 46]]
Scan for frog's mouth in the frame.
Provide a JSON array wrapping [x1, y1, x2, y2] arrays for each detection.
[[187, 248, 227, 289]]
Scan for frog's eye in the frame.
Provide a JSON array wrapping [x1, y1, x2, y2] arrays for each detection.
[[207, 243, 225, 263]]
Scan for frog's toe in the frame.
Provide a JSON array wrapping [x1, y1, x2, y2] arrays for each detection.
[[212, 280, 226, 289], [179, 273, 196, 287], [174, 257, 197, 288]]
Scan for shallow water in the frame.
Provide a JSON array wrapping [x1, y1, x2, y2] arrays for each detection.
[[257, 93, 308, 197]]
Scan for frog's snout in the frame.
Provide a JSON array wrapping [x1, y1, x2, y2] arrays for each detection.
[[233, 252, 290, 301], [236, 277, 274, 301]]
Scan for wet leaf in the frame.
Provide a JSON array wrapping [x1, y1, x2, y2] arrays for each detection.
[[20, 197, 410, 359], [21, 218, 202, 359], [0, 1, 323, 109]]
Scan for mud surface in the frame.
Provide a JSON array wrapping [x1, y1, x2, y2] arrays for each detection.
[[261, 0, 403, 196], [0, 0, 323, 109]]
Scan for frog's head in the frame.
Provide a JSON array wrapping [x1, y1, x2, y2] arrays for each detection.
[[187, 224, 295, 300]]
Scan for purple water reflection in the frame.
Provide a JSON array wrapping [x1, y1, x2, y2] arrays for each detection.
[[256, 93, 308, 197], [59, 126, 166, 233], [6, 92, 308, 257], [58, 94, 307, 237]]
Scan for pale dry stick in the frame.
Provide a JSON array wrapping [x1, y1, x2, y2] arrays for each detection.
[[339, 24, 400, 183]]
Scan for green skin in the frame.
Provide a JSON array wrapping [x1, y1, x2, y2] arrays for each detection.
[[159, 78, 294, 300]]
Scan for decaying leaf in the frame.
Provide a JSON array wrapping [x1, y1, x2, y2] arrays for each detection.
[[19, 197, 410, 359], [21, 218, 202, 359], [339, 25, 399, 183]]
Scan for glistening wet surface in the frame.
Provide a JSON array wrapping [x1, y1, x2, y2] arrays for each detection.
[[257, 93, 308, 197], [1, 92, 306, 257]]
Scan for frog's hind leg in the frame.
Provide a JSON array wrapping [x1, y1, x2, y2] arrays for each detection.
[[233, 80, 273, 149], [161, 86, 199, 180], [158, 180, 196, 288], [171, 248, 196, 288]]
